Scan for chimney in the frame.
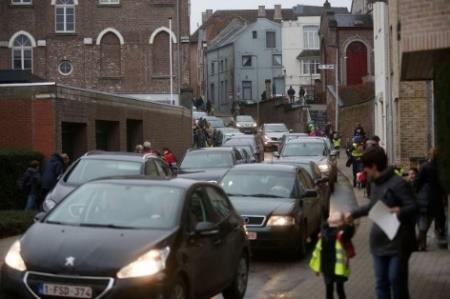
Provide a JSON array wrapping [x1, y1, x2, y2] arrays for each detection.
[[202, 9, 213, 24], [324, 0, 331, 10], [274, 4, 282, 21], [258, 5, 266, 18]]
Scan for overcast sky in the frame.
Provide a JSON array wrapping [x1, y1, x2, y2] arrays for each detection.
[[190, 0, 353, 33]]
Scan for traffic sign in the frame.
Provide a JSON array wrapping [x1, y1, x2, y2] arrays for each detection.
[[319, 64, 335, 70]]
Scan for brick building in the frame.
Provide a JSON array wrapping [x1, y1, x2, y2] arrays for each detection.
[[0, 0, 191, 105], [0, 82, 192, 161]]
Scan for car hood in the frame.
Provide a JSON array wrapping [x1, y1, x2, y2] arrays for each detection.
[[229, 196, 295, 216], [265, 132, 287, 139], [20, 223, 177, 276], [279, 156, 327, 164], [178, 168, 229, 182]]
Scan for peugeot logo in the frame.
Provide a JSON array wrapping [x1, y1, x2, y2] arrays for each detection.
[[242, 217, 250, 224], [65, 256, 75, 267]]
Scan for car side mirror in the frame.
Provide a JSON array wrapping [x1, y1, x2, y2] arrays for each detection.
[[194, 222, 220, 237], [302, 189, 318, 198], [34, 212, 46, 222], [315, 177, 329, 185], [273, 151, 280, 158]]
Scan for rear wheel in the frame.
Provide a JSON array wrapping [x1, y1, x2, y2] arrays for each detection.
[[222, 253, 249, 299]]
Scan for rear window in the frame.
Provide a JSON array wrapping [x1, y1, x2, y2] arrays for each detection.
[[66, 159, 142, 184]]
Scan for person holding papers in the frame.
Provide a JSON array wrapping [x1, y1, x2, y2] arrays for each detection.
[[345, 146, 417, 299]]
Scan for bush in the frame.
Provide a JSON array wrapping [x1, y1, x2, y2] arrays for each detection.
[[0, 210, 36, 239], [0, 150, 43, 210]]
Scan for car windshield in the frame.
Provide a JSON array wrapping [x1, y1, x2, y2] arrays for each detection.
[[265, 124, 288, 132], [66, 159, 142, 184], [236, 116, 254, 122], [46, 183, 183, 229], [208, 119, 225, 128], [219, 128, 240, 134], [223, 139, 256, 152], [282, 142, 326, 157], [181, 151, 233, 169], [221, 171, 296, 199]]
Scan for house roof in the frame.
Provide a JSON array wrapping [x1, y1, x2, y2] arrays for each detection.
[[297, 50, 321, 59], [207, 20, 247, 51], [0, 70, 46, 84], [292, 4, 348, 16], [334, 14, 373, 28]]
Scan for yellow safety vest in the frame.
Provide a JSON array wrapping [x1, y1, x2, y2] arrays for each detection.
[[309, 239, 350, 277], [333, 138, 342, 149], [394, 168, 405, 177]]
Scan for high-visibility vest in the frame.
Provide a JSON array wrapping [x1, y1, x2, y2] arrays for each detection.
[[333, 138, 342, 149], [394, 168, 405, 177], [309, 239, 350, 277]]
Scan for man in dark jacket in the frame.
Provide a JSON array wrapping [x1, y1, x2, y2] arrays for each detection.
[[346, 146, 417, 299], [41, 153, 68, 206], [23, 160, 41, 210], [287, 86, 295, 103]]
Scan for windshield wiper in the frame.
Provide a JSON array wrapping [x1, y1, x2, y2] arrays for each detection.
[[79, 223, 134, 229]]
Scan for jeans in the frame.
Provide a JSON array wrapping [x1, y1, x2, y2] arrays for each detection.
[[373, 254, 410, 299], [25, 194, 37, 210]]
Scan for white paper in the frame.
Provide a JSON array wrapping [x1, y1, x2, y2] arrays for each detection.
[[368, 200, 400, 240]]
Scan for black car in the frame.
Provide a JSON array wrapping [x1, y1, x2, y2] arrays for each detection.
[[43, 152, 173, 211], [2, 178, 250, 299], [220, 164, 323, 256], [178, 148, 244, 183]]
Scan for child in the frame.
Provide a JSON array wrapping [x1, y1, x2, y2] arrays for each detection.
[[310, 212, 355, 299]]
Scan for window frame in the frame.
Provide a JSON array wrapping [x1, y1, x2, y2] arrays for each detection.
[[58, 60, 73, 76], [301, 58, 320, 75], [11, 0, 32, 5], [98, 0, 120, 4], [252, 31, 257, 39], [54, 0, 76, 33], [266, 31, 276, 49], [272, 54, 282, 66], [242, 55, 252, 67], [242, 81, 253, 101], [303, 26, 319, 50], [11, 34, 33, 72]]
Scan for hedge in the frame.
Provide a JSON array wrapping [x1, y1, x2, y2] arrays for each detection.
[[0, 210, 36, 239], [0, 150, 43, 210]]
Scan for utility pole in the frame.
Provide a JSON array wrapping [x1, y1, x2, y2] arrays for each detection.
[[169, 18, 174, 105]]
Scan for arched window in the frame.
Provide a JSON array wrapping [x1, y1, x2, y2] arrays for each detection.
[[100, 32, 121, 76], [12, 34, 33, 71], [152, 32, 171, 76], [346, 41, 368, 85]]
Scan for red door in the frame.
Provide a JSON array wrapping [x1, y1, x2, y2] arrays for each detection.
[[346, 41, 368, 85]]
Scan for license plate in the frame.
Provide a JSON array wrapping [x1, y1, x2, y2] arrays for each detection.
[[247, 232, 257, 240], [41, 283, 93, 298]]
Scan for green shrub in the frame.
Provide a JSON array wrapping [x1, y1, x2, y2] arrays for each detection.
[[0, 210, 36, 238], [0, 150, 43, 210]]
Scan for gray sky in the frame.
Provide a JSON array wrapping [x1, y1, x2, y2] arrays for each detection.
[[190, 0, 353, 33]]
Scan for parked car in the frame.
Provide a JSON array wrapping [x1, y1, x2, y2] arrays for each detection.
[[220, 164, 323, 256], [1, 177, 250, 299], [261, 123, 290, 151], [42, 151, 173, 211], [203, 116, 226, 129], [274, 138, 338, 191], [216, 127, 242, 145], [223, 135, 264, 162], [235, 115, 257, 134], [235, 146, 255, 164], [277, 133, 309, 152], [178, 147, 244, 183]]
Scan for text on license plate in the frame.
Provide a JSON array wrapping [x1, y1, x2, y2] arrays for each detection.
[[247, 232, 257, 240], [41, 283, 93, 298]]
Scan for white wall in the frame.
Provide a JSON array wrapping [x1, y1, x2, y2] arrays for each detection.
[[281, 16, 321, 96]]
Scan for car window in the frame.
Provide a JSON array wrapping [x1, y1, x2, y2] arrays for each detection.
[[297, 171, 311, 192], [145, 160, 160, 176], [155, 160, 172, 177], [300, 169, 315, 189], [181, 151, 234, 169], [205, 187, 232, 220], [188, 188, 220, 230], [233, 149, 243, 163], [281, 142, 326, 157]]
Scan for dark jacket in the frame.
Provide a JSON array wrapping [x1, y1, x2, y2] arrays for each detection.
[[351, 167, 417, 256], [23, 167, 41, 195], [416, 159, 444, 212], [287, 87, 295, 96], [41, 153, 64, 191]]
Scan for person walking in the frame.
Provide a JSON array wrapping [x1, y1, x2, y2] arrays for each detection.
[[135, 144, 144, 154], [310, 212, 355, 299], [346, 143, 364, 188], [416, 148, 446, 250], [299, 86, 306, 102], [287, 86, 296, 103], [20, 160, 41, 210], [143, 141, 160, 156], [353, 123, 366, 138], [345, 146, 417, 299], [41, 153, 67, 206]]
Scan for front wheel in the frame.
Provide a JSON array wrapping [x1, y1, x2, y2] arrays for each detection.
[[222, 254, 249, 299]]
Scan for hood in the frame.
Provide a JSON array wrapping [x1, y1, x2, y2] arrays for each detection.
[[20, 223, 177, 276], [178, 168, 229, 182], [264, 132, 287, 140], [229, 196, 295, 216]]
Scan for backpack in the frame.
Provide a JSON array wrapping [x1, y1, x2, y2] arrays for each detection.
[[16, 170, 32, 193]]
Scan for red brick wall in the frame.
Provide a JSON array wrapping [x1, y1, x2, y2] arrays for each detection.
[[32, 100, 56, 159], [0, 99, 32, 150]]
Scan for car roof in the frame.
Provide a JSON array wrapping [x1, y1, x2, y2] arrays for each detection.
[[187, 147, 235, 153], [85, 176, 213, 190], [230, 163, 298, 173], [286, 138, 325, 144], [264, 123, 286, 126], [82, 151, 156, 162]]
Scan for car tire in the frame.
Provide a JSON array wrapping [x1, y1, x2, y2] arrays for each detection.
[[296, 223, 307, 258], [222, 253, 249, 299], [166, 277, 188, 299]]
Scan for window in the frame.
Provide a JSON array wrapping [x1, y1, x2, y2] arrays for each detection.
[[211, 61, 215, 74], [210, 83, 215, 103], [273, 54, 282, 66], [220, 81, 225, 102], [242, 55, 252, 67], [58, 60, 73, 75], [252, 31, 257, 39], [303, 26, 319, 49], [266, 31, 276, 48], [99, 0, 119, 4], [55, 0, 76, 33], [219, 60, 224, 72], [302, 59, 320, 75], [205, 187, 232, 220], [224, 58, 228, 71], [145, 161, 160, 177], [152, 32, 170, 75], [242, 81, 252, 101], [12, 34, 32, 71], [11, 0, 32, 4], [100, 32, 121, 76]]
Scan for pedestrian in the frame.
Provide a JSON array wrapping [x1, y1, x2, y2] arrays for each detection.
[[162, 147, 177, 165], [310, 212, 355, 299], [20, 160, 41, 210], [143, 141, 160, 156], [135, 144, 144, 154], [299, 86, 306, 99], [416, 148, 446, 250], [261, 90, 267, 102], [325, 123, 333, 141], [41, 153, 67, 206], [345, 146, 417, 299], [393, 160, 406, 177], [407, 167, 418, 192], [346, 143, 364, 188], [206, 99, 212, 114], [287, 86, 296, 103], [353, 123, 366, 138]]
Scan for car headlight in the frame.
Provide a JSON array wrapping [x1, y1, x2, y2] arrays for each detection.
[[318, 164, 330, 172], [117, 246, 170, 279], [252, 123, 257, 127], [236, 123, 242, 128], [264, 135, 271, 142], [5, 241, 27, 272], [267, 216, 295, 226]]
